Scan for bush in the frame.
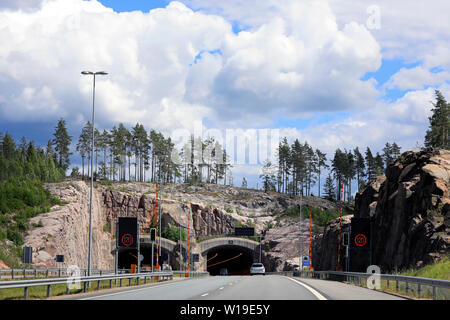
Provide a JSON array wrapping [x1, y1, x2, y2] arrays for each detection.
[[7, 229, 23, 245], [162, 224, 186, 242], [224, 205, 234, 213]]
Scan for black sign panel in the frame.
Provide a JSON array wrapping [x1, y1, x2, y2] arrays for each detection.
[[192, 254, 199, 262], [350, 218, 371, 249], [150, 228, 156, 242], [56, 255, 64, 263], [118, 217, 138, 248], [23, 247, 32, 264], [235, 227, 255, 237]]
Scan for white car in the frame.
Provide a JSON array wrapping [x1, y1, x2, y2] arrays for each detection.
[[250, 263, 265, 275]]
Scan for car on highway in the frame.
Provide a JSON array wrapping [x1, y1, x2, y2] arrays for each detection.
[[250, 263, 265, 275], [220, 268, 228, 276]]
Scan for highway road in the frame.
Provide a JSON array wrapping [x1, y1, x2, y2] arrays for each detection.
[[67, 275, 404, 300]]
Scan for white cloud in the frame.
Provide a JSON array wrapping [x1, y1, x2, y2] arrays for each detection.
[[0, 0, 383, 135], [385, 66, 450, 91]]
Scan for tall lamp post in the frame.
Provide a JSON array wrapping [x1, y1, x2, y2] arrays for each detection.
[[81, 70, 108, 276]]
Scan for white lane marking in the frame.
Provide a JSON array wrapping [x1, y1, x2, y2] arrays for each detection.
[[79, 281, 185, 300], [284, 276, 328, 300], [201, 293, 209, 297]]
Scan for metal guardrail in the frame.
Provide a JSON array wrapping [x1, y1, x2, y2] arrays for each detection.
[[0, 268, 115, 279], [0, 270, 209, 299], [270, 270, 450, 300]]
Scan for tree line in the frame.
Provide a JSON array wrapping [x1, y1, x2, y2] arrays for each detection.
[[74, 122, 233, 185], [259, 139, 401, 202]]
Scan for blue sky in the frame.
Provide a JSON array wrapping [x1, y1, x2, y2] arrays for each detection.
[[1, 0, 449, 192]]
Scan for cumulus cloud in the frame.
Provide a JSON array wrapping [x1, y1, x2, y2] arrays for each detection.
[[384, 66, 450, 91], [0, 0, 231, 134], [0, 0, 382, 135]]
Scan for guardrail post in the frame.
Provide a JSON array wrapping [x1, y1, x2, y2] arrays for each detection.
[[46, 270, 49, 278], [23, 268, 26, 278], [137, 277, 140, 285], [417, 283, 421, 298], [47, 285, 51, 298], [433, 286, 436, 300], [58, 268, 61, 277], [405, 281, 409, 295], [12, 269, 14, 279], [34, 269, 37, 278], [120, 278, 122, 287], [24, 287, 28, 300], [144, 276, 147, 284], [66, 283, 70, 295], [97, 280, 101, 290], [109, 279, 112, 289], [83, 282, 87, 293], [396, 280, 399, 292], [129, 278, 132, 286]]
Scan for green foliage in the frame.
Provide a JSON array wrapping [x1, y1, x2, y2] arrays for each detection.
[[424, 90, 450, 149], [224, 205, 234, 213], [281, 205, 340, 227], [103, 222, 111, 233], [398, 256, 450, 280], [162, 224, 186, 242]]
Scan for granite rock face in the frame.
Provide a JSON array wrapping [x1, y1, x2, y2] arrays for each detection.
[[312, 148, 450, 272]]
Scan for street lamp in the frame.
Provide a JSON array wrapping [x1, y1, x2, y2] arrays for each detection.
[[81, 70, 108, 276]]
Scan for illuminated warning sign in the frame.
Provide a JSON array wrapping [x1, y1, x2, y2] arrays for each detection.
[[350, 218, 370, 249], [118, 217, 138, 249], [121, 233, 134, 247], [354, 234, 367, 247]]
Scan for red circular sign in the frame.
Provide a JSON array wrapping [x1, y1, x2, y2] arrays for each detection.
[[121, 233, 134, 247], [355, 234, 367, 247]]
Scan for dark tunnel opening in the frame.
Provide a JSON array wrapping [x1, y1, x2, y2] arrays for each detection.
[[118, 245, 178, 270], [207, 245, 254, 276]]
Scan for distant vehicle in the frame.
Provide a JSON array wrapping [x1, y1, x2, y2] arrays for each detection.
[[250, 263, 265, 275], [220, 268, 228, 276]]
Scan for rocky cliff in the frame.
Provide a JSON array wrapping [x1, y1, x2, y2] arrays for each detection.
[[21, 180, 336, 271], [313, 148, 450, 272]]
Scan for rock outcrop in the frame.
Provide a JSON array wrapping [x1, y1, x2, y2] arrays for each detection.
[[371, 149, 450, 271], [24, 181, 113, 269], [313, 148, 450, 272]]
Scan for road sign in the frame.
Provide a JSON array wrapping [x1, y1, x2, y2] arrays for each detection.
[[23, 247, 32, 264], [118, 217, 138, 248], [302, 255, 310, 267], [150, 228, 156, 242], [235, 227, 254, 237], [343, 232, 349, 246], [56, 255, 64, 263], [350, 218, 371, 249], [192, 254, 199, 262]]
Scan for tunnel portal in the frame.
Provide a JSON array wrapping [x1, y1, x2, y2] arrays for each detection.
[[206, 245, 254, 275]]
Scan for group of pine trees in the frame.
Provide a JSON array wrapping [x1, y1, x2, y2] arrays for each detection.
[[259, 89, 450, 201], [0, 119, 71, 183], [74, 122, 233, 185], [259, 139, 401, 202]]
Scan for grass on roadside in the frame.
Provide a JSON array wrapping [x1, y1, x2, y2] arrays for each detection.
[[0, 276, 167, 300]]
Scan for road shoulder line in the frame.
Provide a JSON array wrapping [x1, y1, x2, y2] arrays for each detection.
[[284, 276, 328, 300]]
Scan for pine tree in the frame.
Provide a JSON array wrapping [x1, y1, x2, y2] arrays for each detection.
[[52, 118, 72, 172], [315, 149, 328, 198], [323, 173, 335, 201], [353, 147, 365, 191], [425, 90, 450, 149], [365, 147, 376, 181], [260, 159, 276, 192]]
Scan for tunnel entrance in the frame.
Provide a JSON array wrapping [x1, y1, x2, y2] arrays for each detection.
[[118, 245, 182, 271], [206, 245, 254, 275]]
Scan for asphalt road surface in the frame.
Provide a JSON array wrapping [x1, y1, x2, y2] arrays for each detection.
[[69, 275, 404, 300]]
